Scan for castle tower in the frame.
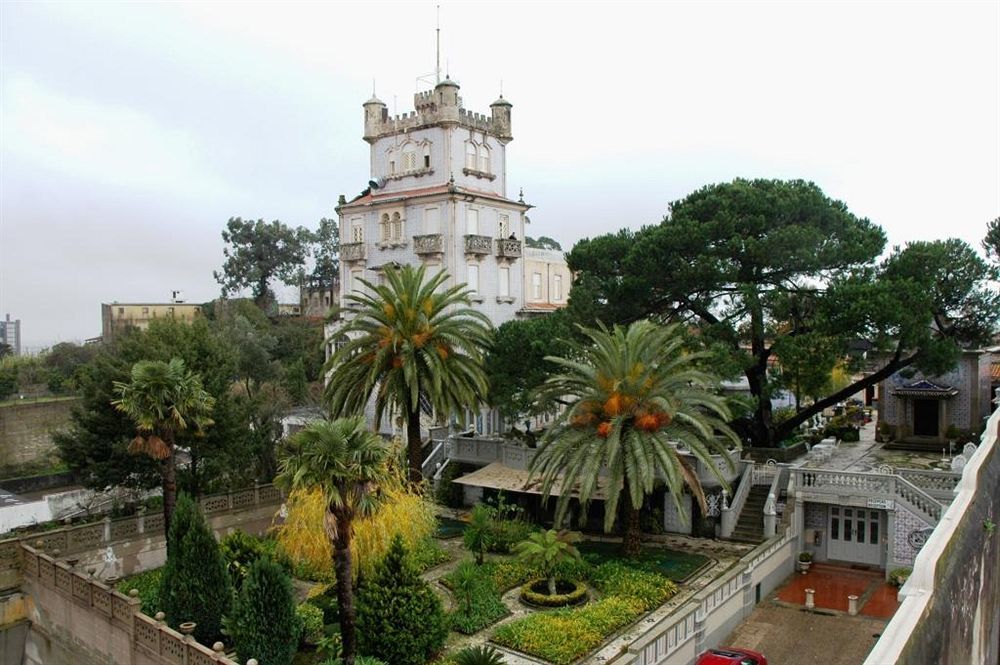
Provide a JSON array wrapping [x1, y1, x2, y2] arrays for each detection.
[[335, 73, 531, 335]]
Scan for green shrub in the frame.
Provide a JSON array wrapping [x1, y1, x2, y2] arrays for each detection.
[[219, 529, 269, 588], [297, 602, 325, 645], [445, 561, 509, 634], [454, 645, 507, 665], [435, 462, 466, 508], [357, 535, 448, 665], [889, 567, 912, 587], [228, 558, 299, 665], [306, 583, 340, 624], [590, 562, 677, 611], [519, 578, 588, 607], [158, 493, 232, 644], [116, 568, 162, 615], [320, 657, 387, 665], [410, 536, 451, 572]]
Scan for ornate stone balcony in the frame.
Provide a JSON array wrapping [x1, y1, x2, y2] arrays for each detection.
[[340, 242, 366, 262], [413, 233, 444, 255], [495, 238, 522, 259], [464, 234, 492, 255]]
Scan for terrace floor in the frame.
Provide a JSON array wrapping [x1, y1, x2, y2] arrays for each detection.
[[793, 418, 952, 473]]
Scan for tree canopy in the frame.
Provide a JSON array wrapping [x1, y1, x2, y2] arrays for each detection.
[[566, 179, 999, 446], [985, 215, 1000, 263], [214, 217, 313, 308]]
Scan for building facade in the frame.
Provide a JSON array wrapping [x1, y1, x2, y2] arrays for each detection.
[[335, 76, 532, 325], [521, 247, 572, 316], [1, 314, 21, 356], [100, 302, 203, 340]]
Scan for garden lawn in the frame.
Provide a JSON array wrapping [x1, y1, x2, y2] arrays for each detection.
[[577, 540, 708, 583], [441, 560, 536, 634], [491, 562, 678, 664]]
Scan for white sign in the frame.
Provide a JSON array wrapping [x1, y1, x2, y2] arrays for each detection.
[[866, 498, 895, 510]]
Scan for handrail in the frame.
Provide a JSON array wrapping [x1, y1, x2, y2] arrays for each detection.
[[421, 441, 446, 478], [893, 475, 942, 524], [793, 467, 942, 525], [720, 465, 752, 538]]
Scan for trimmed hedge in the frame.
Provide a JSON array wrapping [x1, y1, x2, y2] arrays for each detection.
[[519, 578, 588, 608]]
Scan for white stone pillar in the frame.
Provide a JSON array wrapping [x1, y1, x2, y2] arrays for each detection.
[[805, 588, 815, 609], [848, 594, 859, 616]]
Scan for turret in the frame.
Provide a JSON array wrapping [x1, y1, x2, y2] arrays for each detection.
[[363, 95, 388, 143], [435, 77, 461, 123], [490, 95, 513, 143]]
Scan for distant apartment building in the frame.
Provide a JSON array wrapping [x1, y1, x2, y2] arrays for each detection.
[[300, 282, 339, 318], [521, 247, 571, 316], [100, 302, 203, 340], [1, 314, 21, 356]]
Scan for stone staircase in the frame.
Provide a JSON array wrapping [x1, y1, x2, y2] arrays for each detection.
[[729, 485, 770, 543]]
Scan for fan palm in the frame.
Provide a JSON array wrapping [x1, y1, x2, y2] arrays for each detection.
[[275, 416, 390, 665], [530, 321, 739, 556], [325, 264, 492, 482], [514, 529, 582, 596], [112, 358, 215, 538], [454, 645, 508, 665]]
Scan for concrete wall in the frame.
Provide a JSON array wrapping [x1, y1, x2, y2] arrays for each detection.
[[0, 398, 79, 472]]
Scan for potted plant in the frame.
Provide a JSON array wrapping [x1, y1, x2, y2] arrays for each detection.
[[798, 551, 813, 574]]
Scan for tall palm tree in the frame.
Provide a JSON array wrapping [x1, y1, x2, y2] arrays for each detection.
[[112, 358, 215, 538], [530, 321, 739, 556], [276, 417, 390, 665], [326, 264, 492, 482]]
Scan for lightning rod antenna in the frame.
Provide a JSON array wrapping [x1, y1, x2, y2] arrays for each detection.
[[436, 5, 441, 85]]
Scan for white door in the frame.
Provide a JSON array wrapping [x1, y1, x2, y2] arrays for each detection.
[[828, 506, 883, 566]]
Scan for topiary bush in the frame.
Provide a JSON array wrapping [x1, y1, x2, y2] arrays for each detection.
[[357, 535, 447, 665], [157, 493, 232, 644], [519, 578, 588, 607], [228, 558, 299, 665]]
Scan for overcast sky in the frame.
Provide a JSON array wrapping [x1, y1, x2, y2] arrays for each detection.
[[1, 1, 998, 350]]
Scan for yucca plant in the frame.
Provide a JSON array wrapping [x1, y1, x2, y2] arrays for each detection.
[[514, 529, 582, 596], [454, 645, 507, 665]]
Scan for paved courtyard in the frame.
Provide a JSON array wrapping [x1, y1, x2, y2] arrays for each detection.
[[723, 564, 900, 665]]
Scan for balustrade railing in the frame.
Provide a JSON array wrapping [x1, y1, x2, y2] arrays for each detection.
[[463, 234, 492, 255], [413, 233, 444, 255], [896, 468, 960, 499], [794, 468, 942, 526], [495, 238, 522, 258], [340, 242, 366, 261], [720, 466, 753, 538]]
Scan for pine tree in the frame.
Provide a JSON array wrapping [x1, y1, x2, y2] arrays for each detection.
[[229, 558, 299, 665], [157, 493, 232, 644], [356, 535, 447, 665]]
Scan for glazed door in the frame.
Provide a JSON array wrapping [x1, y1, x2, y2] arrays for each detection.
[[828, 507, 883, 566]]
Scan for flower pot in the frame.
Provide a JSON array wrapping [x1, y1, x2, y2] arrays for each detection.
[[798, 561, 811, 574]]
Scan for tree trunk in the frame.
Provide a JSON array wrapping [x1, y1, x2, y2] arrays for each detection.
[[622, 502, 642, 558], [161, 445, 177, 542], [333, 522, 357, 665], [773, 350, 918, 442], [745, 290, 776, 446], [189, 449, 200, 498], [406, 404, 423, 485], [547, 574, 557, 596]]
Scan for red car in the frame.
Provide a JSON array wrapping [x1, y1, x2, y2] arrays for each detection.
[[696, 647, 768, 665]]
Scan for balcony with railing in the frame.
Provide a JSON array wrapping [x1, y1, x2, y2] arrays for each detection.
[[495, 238, 522, 258], [413, 233, 444, 255], [340, 242, 366, 262], [463, 234, 492, 255]]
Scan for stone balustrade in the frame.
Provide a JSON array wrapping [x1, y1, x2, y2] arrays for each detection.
[[463, 234, 492, 255], [340, 242, 366, 261], [495, 238, 522, 258], [413, 233, 444, 255]]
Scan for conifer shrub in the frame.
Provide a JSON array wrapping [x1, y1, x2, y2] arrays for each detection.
[[228, 558, 300, 665], [157, 493, 232, 644], [356, 535, 447, 665]]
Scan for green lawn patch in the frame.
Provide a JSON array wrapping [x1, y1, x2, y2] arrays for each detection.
[[577, 540, 708, 583]]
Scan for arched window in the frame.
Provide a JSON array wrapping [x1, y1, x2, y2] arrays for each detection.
[[465, 142, 477, 170], [479, 143, 490, 173], [391, 212, 403, 241], [379, 214, 390, 243]]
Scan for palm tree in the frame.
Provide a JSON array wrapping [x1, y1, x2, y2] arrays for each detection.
[[530, 321, 739, 557], [276, 417, 390, 665], [325, 264, 492, 482], [112, 358, 215, 538], [514, 529, 582, 596]]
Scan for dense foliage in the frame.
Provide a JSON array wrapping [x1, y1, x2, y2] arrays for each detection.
[[229, 558, 300, 665], [157, 494, 232, 643], [356, 536, 448, 665], [214, 217, 313, 307], [567, 179, 999, 446]]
